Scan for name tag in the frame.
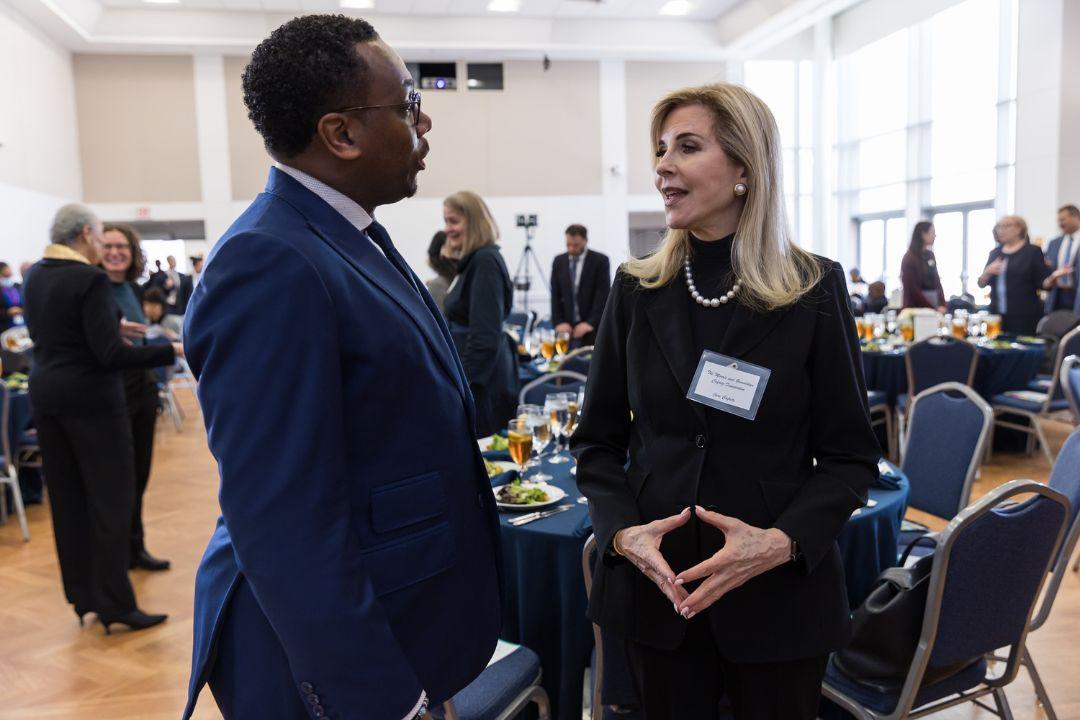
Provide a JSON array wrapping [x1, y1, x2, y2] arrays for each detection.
[[686, 351, 771, 421]]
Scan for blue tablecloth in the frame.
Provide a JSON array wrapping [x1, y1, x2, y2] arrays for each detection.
[[861, 342, 1044, 406], [495, 453, 909, 720]]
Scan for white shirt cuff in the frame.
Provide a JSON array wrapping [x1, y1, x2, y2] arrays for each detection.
[[400, 691, 427, 720]]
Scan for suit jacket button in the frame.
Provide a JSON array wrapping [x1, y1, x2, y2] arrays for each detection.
[[308, 694, 320, 705], [311, 706, 326, 718], [695, 434, 706, 449], [300, 682, 314, 694]]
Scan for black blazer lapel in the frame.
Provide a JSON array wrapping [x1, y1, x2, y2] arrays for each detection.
[[643, 282, 706, 424], [717, 301, 791, 360]]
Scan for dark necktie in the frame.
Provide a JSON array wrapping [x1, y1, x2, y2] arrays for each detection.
[[1062, 234, 1075, 289], [569, 255, 581, 324], [366, 222, 421, 297]]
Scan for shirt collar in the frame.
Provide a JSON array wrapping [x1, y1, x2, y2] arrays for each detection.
[[43, 243, 90, 264], [274, 163, 374, 235]]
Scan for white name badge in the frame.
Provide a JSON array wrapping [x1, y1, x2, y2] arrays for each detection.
[[686, 351, 771, 421]]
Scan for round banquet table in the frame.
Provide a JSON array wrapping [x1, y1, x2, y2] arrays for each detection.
[[491, 450, 909, 720], [860, 341, 1044, 406]]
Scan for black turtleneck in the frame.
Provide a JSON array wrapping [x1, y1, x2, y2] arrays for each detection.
[[686, 233, 738, 357]]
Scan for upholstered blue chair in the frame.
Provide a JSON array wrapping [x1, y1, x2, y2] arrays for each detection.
[[867, 390, 894, 460], [441, 641, 550, 720], [896, 337, 978, 460], [823, 479, 1070, 720], [519, 371, 586, 407], [991, 325, 1080, 466], [557, 346, 593, 377], [0, 383, 29, 541]]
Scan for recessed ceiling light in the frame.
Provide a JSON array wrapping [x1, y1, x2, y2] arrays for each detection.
[[487, 0, 521, 12], [659, 0, 694, 15], [339, 0, 374, 7]]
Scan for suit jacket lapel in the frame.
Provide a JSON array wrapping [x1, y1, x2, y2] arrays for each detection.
[[717, 301, 790, 360], [644, 282, 706, 424], [264, 169, 468, 407]]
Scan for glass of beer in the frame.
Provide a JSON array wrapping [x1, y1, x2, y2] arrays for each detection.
[[560, 391, 579, 436], [555, 330, 571, 359], [899, 318, 914, 343], [539, 329, 556, 364], [986, 314, 1002, 339], [855, 316, 866, 342], [507, 419, 533, 475], [951, 312, 968, 340], [545, 393, 571, 464]]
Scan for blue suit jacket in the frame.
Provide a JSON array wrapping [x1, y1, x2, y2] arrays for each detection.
[[1042, 234, 1080, 314], [182, 168, 503, 719]]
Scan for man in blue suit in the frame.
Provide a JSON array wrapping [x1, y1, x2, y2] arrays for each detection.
[[182, 16, 502, 720], [1042, 204, 1080, 314]]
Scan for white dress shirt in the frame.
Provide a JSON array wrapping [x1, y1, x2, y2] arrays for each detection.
[[274, 162, 427, 720]]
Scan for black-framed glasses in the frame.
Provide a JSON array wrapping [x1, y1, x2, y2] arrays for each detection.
[[335, 90, 422, 126]]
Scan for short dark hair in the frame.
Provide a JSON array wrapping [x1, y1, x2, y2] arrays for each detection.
[[427, 231, 457, 281], [1060, 205, 1080, 217], [243, 15, 380, 157], [102, 223, 146, 282], [909, 221, 933, 256], [565, 224, 588, 239], [142, 286, 167, 307]]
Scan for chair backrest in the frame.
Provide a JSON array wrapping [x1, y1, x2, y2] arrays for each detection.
[[1036, 310, 1080, 340], [1061, 354, 1080, 422], [582, 535, 603, 720], [887, 480, 1069, 719], [519, 371, 587, 406], [1043, 326, 1080, 405], [905, 337, 978, 398], [902, 382, 992, 519], [556, 346, 593, 376], [0, 382, 11, 472], [1031, 426, 1080, 630]]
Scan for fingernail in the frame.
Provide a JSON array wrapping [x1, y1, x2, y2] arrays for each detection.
[[674, 578, 684, 586], [673, 603, 679, 613], [681, 608, 691, 619], [687, 611, 696, 620]]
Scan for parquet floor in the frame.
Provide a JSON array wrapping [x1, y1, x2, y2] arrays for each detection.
[[0, 391, 1077, 719]]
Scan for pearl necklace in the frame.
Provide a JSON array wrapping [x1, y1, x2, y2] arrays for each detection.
[[684, 258, 741, 307]]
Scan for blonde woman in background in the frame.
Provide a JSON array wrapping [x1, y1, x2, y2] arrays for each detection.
[[571, 84, 878, 718], [442, 191, 518, 438]]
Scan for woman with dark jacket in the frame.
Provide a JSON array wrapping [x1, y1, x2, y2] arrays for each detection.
[[100, 223, 171, 572], [977, 215, 1049, 335], [571, 84, 878, 719], [425, 230, 457, 313], [441, 191, 517, 438], [900, 221, 947, 310], [23, 205, 179, 633]]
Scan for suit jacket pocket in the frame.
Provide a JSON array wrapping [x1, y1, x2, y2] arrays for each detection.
[[757, 480, 801, 523], [370, 471, 446, 534], [361, 521, 456, 597]]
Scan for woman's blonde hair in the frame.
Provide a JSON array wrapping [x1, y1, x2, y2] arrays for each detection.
[[992, 215, 1029, 244], [443, 191, 500, 258], [623, 82, 822, 312]]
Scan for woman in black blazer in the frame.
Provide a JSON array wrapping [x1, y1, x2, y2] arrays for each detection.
[[571, 85, 879, 719], [442, 191, 517, 438], [977, 215, 1049, 335], [23, 205, 178, 633]]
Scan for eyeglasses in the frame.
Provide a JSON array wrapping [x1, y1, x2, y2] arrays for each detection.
[[335, 89, 422, 126], [101, 243, 131, 253]]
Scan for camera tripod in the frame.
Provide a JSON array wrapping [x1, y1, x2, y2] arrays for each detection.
[[512, 224, 549, 313]]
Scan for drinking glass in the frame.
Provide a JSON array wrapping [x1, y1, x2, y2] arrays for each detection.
[[517, 403, 551, 480], [545, 393, 570, 464], [899, 318, 914, 343], [555, 330, 571, 360], [951, 312, 968, 340], [986, 314, 1002, 339], [539, 329, 556, 364], [561, 391, 579, 437], [507, 419, 533, 475]]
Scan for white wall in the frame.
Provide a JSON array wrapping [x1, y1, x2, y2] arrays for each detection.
[[0, 0, 81, 271]]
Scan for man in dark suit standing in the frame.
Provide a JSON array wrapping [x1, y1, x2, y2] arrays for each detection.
[[181, 15, 502, 720], [1042, 204, 1080, 313], [551, 224, 610, 346]]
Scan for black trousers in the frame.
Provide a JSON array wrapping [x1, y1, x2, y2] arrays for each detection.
[[630, 618, 828, 720], [34, 411, 138, 616], [127, 381, 159, 554]]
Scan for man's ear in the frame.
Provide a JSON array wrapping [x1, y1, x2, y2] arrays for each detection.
[[315, 113, 364, 161]]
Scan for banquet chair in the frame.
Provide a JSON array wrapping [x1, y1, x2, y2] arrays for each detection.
[[556, 346, 593, 377], [867, 390, 895, 460], [990, 326, 1080, 466], [507, 310, 536, 338], [822, 479, 1069, 720], [0, 383, 29, 541], [441, 641, 551, 720], [997, 426, 1080, 719], [582, 535, 604, 720], [519, 371, 587, 406], [896, 338, 978, 461], [1058, 355, 1080, 573], [899, 383, 992, 555], [1029, 327, 1080, 393]]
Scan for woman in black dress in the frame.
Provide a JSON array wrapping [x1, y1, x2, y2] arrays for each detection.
[[441, 191, 517, 438], [23, 205, 180, 633], [977, 215, 1048, 335], [572, 83, 878, 719]]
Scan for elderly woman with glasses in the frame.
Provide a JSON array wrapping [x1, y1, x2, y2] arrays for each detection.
[[977, 215, 1049, 335]]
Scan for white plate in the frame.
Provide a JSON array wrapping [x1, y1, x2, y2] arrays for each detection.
[[492, 482, 567, 511], [486, 460, 517, 476]]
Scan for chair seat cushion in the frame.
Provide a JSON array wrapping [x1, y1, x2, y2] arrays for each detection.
[[1028, 376, 1053, 392], [449, 646, 542, 720], [992, 393, 1070, 413], [824, 655, 988, 714], [867, 390, 888, 409], [17, 429, 37, 447]]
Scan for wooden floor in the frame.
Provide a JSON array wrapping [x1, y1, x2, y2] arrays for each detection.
[[1, 391, 1078, 719]]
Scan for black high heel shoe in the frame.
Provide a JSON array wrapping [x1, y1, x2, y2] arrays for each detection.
[[75, 609, 90, 627], [99, 610, 168, 635]]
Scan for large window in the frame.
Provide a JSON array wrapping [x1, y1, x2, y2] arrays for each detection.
[[837, 0, 1017, 301], [744, 60, 814, 248]]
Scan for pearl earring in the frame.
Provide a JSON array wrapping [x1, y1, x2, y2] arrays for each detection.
[[734, 183, 748, 196]]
